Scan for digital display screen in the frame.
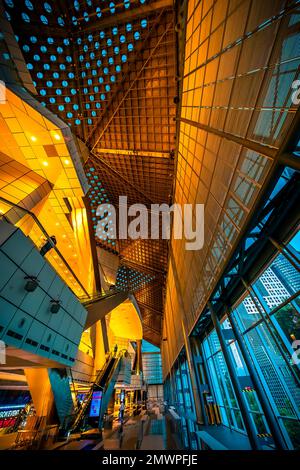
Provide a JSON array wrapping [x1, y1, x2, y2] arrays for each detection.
[[89, 391, 103, 418]]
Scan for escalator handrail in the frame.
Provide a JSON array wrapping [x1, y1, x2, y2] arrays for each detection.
[[0, 195, 90, 298], [100, 349, 126, 394], [98, 350, 127, 422], [80, 289, 124, 307], [70, 359, 112, 431], [70, 350, 126, 431]]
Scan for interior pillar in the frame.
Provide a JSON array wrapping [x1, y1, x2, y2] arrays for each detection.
[[24, 368, 57, 424]]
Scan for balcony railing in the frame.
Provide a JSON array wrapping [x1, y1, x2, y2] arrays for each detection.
[[0, 195, 90, 298]]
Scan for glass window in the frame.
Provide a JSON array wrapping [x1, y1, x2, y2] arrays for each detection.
[[203, 333, 245, 432], [234, 294, 262, 331], [238, 317, 300, 448]]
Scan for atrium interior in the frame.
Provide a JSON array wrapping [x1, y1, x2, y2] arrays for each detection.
[[0, 0, 299, 452]]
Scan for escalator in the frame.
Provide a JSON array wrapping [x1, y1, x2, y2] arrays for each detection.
[[69, 350, 126, 434]]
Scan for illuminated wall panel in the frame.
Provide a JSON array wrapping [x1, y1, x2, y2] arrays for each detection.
[[0, 85, 93, 297], [163, 0, 300, 375]]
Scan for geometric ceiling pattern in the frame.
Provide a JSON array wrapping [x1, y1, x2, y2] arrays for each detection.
[[6, 0, 177, 345]]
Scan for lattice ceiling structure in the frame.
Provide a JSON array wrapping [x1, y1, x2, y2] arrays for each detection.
[[5, 0, 178, 345]]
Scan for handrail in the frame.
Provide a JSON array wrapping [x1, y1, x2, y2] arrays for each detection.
[[0, 195, 90, 298], [69, 349, 127, 432], [79, 289, 123, 306], [102, 349, 127, 391], [70, 352, 114, 431]]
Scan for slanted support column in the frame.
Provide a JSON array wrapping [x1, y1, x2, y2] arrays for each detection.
[[93, 320, 108, 375], [25, 368, 75, 426], [208, 301, 261, 450], [47, 369, 74, 425], [227, 308, 288, 449], [101, 317, 109, 353], [24, 368, 57, 424]]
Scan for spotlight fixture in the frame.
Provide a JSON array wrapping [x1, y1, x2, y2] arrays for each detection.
[[24, 276, 39, 292], [50, 299, 61, 314]]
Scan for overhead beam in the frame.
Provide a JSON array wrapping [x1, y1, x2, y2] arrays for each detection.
[[179, 117, 277, 159], [142, 323, 161, 334], [121, 258, 167, 276], [137, 301, 163, 316], [93, 148, 171, 159]]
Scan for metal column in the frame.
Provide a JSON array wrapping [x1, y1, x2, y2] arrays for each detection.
[[181, 320, 204, 424], [135, 339, 142, 376], [190, 337, 208, 426]]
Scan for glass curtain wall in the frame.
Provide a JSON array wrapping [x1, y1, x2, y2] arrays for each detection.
[[199, 231, 300, 449], [164, 351, 200, 450]]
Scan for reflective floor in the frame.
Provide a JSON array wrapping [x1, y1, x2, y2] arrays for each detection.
[[55, 412, 174, 451]]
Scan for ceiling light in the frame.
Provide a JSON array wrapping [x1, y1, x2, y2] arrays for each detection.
[[54, 133, 61, 140], [64, 159, 70, 165], [42, 161, 48, 166], [30, 136, 37, 142]]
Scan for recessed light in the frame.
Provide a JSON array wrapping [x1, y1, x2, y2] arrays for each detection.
[[54, 133, 61, 140], [64, 159, 70, 165], [30, 136, 37, 142], [42, 161, 48, 166]]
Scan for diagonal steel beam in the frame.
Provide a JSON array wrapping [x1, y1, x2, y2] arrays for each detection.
[[90, 151, 156, 205], [88, 9, 173, 149], [137, 301, 163, 316]]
